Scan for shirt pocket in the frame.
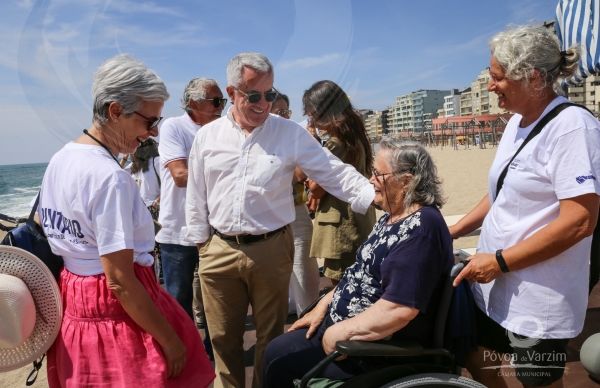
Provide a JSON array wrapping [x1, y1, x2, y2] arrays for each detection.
[[253, 155, 285, 191]]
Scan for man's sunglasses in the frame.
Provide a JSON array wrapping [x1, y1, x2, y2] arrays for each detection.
[[202, 97, 228, 108], [133, 111, 163, 129], [233, 87, 279, 104], [275, 109, 292, 119]]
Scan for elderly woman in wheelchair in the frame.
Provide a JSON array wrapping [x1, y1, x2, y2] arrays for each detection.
[[263, 140, 479, 388]]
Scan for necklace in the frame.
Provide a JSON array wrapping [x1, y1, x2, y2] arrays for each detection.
[[83, 129, 121, 166]]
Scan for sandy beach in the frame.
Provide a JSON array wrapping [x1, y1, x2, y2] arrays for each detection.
[[0, 145, 497, 388]]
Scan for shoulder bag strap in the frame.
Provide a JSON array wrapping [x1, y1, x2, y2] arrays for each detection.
[[152, 156, 161, 188], [28, 192, 40, 224], [495, 102, 592, 200]]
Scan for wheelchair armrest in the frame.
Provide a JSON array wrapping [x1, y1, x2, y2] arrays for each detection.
[[335, 339, 423, 357], [298, 294, 326, 319]]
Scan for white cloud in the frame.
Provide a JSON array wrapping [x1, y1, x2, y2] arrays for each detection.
[[106, 0, 183, 17], [279, 53, 342, 69], [15, 0, 33, 9]]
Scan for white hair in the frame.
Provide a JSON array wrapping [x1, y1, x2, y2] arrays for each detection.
[[226, 52, 273, 87], [379, 138, 445, 210], [489, 24, 580, 95], [92, 54, 169, 126], [180, 77, 219, 113]]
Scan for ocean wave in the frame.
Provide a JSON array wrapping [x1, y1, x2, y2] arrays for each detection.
[[12, 187, 40, 193]]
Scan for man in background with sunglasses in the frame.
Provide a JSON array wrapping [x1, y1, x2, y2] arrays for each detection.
[[156, 77, 226, 360], [184, 52, 374, 388]]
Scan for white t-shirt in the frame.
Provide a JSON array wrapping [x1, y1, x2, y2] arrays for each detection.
[[156, 113, 200, 246], [473, 96, 600, 339], [125, 156, 161, 207], [39, 143, 155, 276]]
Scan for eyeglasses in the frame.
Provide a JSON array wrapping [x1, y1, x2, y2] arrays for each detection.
[[133, 111, 163, 129], [201, 97, 228, 108], [372, 167, 392, 181], [275, 109, 292, 119], [233, 87, 279, 104]]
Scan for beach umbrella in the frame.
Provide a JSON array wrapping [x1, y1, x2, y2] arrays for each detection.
[[555, 0, 600, 86]]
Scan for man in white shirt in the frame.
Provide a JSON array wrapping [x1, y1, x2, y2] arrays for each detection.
[[156, 78, 226, 329], [185, 52, 375, 388]]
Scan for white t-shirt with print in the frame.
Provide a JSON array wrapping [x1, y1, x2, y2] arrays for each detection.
[[125, 156, 161, 207], [472, 96, 600, 339], [39, 143, 155, 276], [156, 113, 200, 246]]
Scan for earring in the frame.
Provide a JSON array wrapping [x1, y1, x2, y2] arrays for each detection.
[[114, 119, 118, 122]]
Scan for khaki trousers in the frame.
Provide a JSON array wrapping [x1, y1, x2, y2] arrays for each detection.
[[199, 225, 294, 388]]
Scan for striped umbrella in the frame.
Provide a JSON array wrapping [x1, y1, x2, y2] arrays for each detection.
[[555, 0, 600, 86]]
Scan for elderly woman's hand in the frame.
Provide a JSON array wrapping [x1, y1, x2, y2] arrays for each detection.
[[453, 253, 502, 287], [322, 325, 348, 361], [288, 291, 333, 339], [288, 304, 327, 339]]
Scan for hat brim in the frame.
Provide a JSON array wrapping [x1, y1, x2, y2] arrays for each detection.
[[0, 246, 62, 372]]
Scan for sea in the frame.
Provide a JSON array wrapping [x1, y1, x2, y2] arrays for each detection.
[[0, 163, 48, 217]]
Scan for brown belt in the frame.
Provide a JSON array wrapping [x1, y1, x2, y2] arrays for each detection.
[[213, 226, 286, 244]]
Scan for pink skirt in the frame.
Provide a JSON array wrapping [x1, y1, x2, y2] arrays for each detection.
[[47, 264, 215, 388]]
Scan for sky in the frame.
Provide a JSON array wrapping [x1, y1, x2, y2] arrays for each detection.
[[0, 0, 557, 165]]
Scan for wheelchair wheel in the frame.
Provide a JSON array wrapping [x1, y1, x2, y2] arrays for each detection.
[[381, 373, 486, 387]]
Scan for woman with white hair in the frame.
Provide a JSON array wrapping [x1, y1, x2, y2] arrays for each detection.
[[451, 25, 600, 387], [263, 140, 454, 386], [41, 54, 214, 387]]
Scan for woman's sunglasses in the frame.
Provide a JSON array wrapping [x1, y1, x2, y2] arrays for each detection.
[[233, 87, 279, 104], [133, 111, 163, 129]]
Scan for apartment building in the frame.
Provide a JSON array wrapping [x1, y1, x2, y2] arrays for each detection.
[[386, 89, 449, 134], [364, 111, 381, 138], [444, 89, 461, 117], [364, 109, 390, 138], [567, 74, 600, 113], [461, 70, 506, 116]]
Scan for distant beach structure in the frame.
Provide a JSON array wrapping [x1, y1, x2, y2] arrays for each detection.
[[0, 163, 47, 216]]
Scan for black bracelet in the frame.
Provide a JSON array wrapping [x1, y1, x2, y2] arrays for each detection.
[[496, 249, 510, 273]]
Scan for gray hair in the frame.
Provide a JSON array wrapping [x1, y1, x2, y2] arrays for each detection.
[[180, 77, 219, 113], [92, 54, 169, 126], [226, 52, 273, 88], [379, 138, 445, 210], [489, 24, 580, 95]]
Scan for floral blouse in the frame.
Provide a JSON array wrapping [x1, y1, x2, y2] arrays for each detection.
[[327, 205, 454, 346]]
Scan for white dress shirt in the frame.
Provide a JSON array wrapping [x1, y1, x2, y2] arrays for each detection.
[[184, 109, 374, 244]]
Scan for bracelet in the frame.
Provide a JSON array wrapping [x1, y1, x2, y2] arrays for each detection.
[[496, 249, 510, 273]]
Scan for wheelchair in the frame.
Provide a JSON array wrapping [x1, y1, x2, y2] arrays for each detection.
[[294, 261, 485, 388]]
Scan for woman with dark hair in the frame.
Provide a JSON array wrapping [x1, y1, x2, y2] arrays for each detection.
[[303, 80, 376, 284]]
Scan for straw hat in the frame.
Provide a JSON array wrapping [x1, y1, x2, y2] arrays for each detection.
[[0, 246, 62, 372]]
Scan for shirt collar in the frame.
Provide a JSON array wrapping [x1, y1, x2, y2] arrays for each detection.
[[226, 106, 271, 136]]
